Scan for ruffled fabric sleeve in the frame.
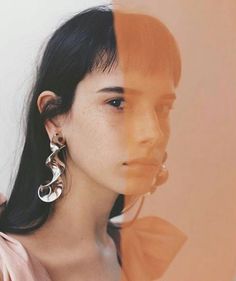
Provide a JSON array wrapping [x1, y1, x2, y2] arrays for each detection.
[[0, 231, 52, 281], [118, 216, 188, 281], [0, 193, 51, 281]]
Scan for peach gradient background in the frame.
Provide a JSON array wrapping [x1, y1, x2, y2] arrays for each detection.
[[113, 1, 236, 280]]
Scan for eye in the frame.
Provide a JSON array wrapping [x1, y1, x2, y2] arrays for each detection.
[[157, 104, 174, 117], [106, 97, 125, 111]]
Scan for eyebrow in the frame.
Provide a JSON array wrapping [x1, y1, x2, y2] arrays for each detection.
[[96, 86, 176, 99], [96, 86, 125, 94]]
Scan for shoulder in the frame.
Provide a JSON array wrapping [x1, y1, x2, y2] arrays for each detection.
[[0, 193, 7, 205], [0, 231, 52, 281], [0, 231, 27, 279]]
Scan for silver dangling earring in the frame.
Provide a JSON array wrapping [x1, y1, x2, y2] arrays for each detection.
[[38, 132, 66, 203], [112, 152, 169, 228]]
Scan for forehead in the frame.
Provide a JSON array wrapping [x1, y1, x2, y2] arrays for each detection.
[[86, 64, 175, 97]]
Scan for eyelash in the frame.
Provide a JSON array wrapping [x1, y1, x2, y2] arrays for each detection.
[[106, 97, 174, 115]]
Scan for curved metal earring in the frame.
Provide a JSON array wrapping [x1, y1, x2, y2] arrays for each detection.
[[112, 151, 169, 228], [38, 132, 66, 203], [146, 151, 169, 195]]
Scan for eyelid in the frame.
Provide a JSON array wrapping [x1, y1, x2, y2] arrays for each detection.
[[105, 96, 125, 103]]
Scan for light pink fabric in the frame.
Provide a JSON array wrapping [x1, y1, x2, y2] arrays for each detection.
[[0, 193, 51, 280], [0, 231, 52, 281]]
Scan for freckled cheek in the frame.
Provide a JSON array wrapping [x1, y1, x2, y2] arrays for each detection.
[[67, 105, 127, 165], [71, 117, 123, 166]]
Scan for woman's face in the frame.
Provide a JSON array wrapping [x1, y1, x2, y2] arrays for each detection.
[[61, 63, 176, 195]]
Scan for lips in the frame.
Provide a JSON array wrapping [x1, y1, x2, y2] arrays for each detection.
[[124, 157, 160, 166]]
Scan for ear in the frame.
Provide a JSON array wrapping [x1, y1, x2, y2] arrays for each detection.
[[37, 90, 63, 141]]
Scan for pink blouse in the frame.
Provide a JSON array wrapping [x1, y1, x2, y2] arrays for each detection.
[[0, 231, 51, 281]]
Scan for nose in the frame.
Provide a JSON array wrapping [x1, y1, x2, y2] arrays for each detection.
[[130, 107, 167, 146]]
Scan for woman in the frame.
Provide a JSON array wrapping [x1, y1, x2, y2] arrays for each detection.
[[0, 5, 187, 281]]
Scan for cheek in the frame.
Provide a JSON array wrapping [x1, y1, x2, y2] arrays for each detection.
[[65, 110, 125, 181], [69, 113, 128, 193]]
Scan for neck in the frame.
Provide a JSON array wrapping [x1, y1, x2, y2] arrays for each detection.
[[33, 160, 119, 255]]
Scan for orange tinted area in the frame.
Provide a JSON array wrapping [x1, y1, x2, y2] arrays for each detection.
[[112, 1, 236, 280], [113, 10, 181, 87], [112, 7, 188, 281]]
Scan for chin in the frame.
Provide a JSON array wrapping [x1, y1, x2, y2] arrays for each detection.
[[117, 180, 154, 195]]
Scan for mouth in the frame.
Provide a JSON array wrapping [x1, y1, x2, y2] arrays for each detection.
[[122, 162, 161, 173], [123, 157, 160, 167], [122, 163, 160, 180]]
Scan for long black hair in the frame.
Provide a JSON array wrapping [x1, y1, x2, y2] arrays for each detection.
[[0, 4, 181, 265]]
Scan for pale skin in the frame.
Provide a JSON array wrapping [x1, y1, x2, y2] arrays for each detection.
[[6, 63, 176, 281]]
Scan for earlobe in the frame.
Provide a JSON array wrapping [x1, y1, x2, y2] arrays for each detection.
[[45, 119, 59, 141]]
